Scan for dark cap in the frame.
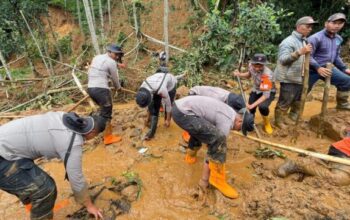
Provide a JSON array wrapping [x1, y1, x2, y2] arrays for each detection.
[[327, 13, 346, 22], [155, 66, 169, 73], [63, 112, 94, 134], [136, 88, 152, 108], [106, 44, 124, 55], [239, 108, 255, 136], [227, 93, 245, 112], [296, 16, 318, 26], [251, 53, 268, 65]]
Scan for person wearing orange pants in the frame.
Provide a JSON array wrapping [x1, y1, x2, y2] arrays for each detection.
[[172, 96, 255, 198]]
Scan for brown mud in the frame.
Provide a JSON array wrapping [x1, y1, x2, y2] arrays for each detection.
[[0, 94, 349, 219]]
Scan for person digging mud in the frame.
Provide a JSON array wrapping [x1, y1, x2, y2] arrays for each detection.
[[274, 16, 318, 129], [180, 86, 245, 142], [276, 127, 350, 185], [234, 53, 276, 135], [88, 43, 124, 145], [135, 67, 185, 140], [172, 96, 254, 199], [0, 112, 106, 220], [308, 13, 350, 110]]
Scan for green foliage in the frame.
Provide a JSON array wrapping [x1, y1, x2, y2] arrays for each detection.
[[173, 2, 288, 86], [122, 171, 143, 200], [0, 67, 32, 79], [116, 31, 127, 46], [254, 147, 286, 159], [58, 35, 73, 55]]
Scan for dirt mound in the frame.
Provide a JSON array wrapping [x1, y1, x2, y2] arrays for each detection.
[[309, 109, 350, 141], [242, 159, 350, 220]]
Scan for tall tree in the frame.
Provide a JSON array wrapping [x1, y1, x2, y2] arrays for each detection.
[[163, 0, 169, 64], [82, 0, 100, 54]]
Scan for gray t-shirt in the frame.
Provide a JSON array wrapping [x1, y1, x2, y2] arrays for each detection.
[[140, 72, 178, 113], [189, 86, 230, 103], [88, 53, 121, 89], [175, 96, 236, 136], [0, 112, 88, 203]]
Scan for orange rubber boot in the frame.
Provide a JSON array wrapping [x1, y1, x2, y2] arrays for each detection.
[[182, 131, 191, 143], [104, 122, 122, 145], [208, 161, 239, 199], [184, 148, 198, 164]]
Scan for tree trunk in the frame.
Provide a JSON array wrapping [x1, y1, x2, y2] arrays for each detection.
[[47, 15, 63, 61], [98, 0, 105, 41], [20, 10, 51, 76], [163, 0, 169, 64], [0, 50, 13, 80], [82, 0, 101, 54], [89, 0, 96, 26], [132, 1, 140, 37], [107, 0, 111, 32], [77, 0, 82, 30]]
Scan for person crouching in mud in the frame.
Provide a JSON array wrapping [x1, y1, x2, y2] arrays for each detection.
[[276, 127, 350, 186], [172, 96, 254, 198]]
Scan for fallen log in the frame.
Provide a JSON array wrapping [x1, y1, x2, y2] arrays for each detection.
[[232, 130, 350, 166]]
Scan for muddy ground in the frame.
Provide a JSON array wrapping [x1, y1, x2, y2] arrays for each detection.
[[0, 87, 349, 220]]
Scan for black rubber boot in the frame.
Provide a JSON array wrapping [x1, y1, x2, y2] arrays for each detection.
[[145, 116, 158, 140]]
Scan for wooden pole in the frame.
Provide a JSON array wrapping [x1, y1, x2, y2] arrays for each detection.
[[20, 10, 51, 76], [291, 45, 310, 143], [121, 87, 137, 95], [163, 0, 169, 64], [82, 0, 100, 54], [71, 66, 97, 110], [142, 33, 187, 53], [47, 15, 63, 61], [67, 95, 89, 112], [232, 131, 350, 166], [0, 50, 12, 80], [317, 63, 332, 138]]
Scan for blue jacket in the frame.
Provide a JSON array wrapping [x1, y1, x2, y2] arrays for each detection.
[[308, 29, 347, 72]]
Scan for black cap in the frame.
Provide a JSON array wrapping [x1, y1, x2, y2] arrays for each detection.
[[227, 93, 245, 112], [63, 112, 94, 134], [155, 66, 169, 73], [251, 53, 268, 65], [136, 88, 152, 108], [327, 13, 347, 22], [106, 44, 124, 55], [239, 108, 255, 136]]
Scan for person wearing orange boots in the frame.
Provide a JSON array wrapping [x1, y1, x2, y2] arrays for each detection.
[[172, 96, 254, 198], [87, 44, 124, 145], [234, 53, 276, 135]]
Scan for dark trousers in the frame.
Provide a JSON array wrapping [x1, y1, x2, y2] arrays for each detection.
[[309, 67, 350, 92], [328, 146, 349, 158], [248, 91, 276, 116], [148, 87, 176, 117], [276, 83, 302, 111], [0, 158, 57, 220], [88, 88, 113, 121], [172, 105, 227, 163]]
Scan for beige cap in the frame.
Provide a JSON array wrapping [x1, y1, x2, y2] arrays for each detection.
[[327, 13, 347, 22], [296, 16, 318, 26]]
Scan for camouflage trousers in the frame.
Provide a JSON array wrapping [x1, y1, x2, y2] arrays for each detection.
[[0, 157, 57, 220], [172, 105, 227, 163]]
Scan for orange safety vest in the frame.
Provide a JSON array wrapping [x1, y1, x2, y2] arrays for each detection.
[[332, 137, 350, 156], [259, 74, 272, 91]]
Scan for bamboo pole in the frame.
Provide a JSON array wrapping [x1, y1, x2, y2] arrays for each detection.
[[89, 0, 96, 25], [232, 131, 350, 166], [121, 87, 137, 95], [47, 15, 63, 61], [98, 0, 104, 40], [142, 33, 187, 53], [71, 66, 96, 110], [67, 95, 89, 112], [20, 10, 51, 75], [0, 78, 44, 83], [317, 63, 332, 138], [77, 0, 82, 30], [82, 0, 100, 54], [163, 0, 169, 64], [0, 50, 12, 80], [291, 45, 310, 143], [214, 0, 221, 11]]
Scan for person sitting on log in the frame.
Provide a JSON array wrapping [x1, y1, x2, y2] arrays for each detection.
[[276, 127, 350, 186]]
